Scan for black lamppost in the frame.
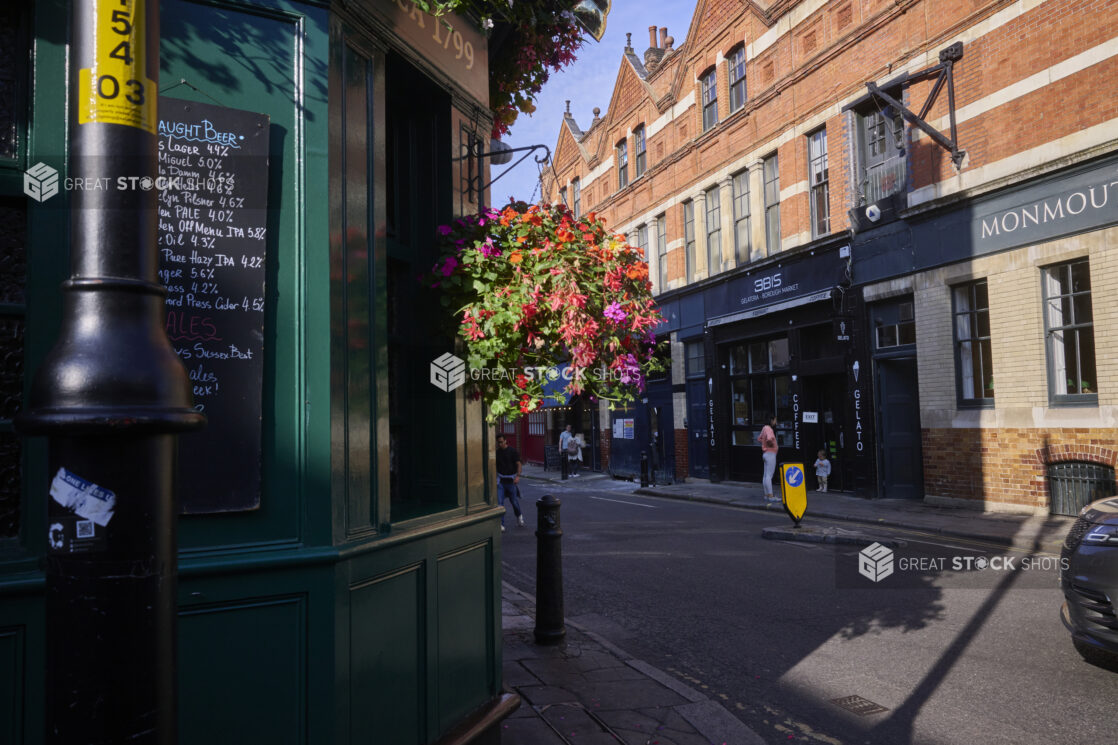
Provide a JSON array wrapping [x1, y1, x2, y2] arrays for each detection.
[[16, 1, 203, 742]]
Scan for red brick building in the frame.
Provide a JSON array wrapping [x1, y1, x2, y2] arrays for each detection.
[[542, 0, 1118, 514]]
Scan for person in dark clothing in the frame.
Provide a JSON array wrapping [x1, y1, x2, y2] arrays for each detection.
[[495, 435, 524, 532]]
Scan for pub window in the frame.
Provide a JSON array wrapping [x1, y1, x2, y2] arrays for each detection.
[[807, 128, 830, 237], [528, 411, 545, 436], [728, 46, 747, 114], [732, 170, 750, 264], [656, 214, 668, 292], [384, 53, 456, 522], [875, 301, 916, 349], [763, 153, 780, 256], [856, 97, 905, 205], [616, 138, 628, 189], [634, 125, 647, 177], [685, 340, 705, 378], [953, 280, 994, 406], [571, 177, 581, 218], [728, 338, 791, 447], [705, 185, 721, 276], [1043, 259, 1097, 404], [701, 67, 718, 131], [683, 199, 696, 283]]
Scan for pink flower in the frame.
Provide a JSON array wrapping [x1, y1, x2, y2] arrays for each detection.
[[437, 224, 452, 236], [603, 302, 627, 323], [441, 256, 459, 277]]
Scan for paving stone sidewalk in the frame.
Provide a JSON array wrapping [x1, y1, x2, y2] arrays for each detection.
[[501, 582, 765, 745]]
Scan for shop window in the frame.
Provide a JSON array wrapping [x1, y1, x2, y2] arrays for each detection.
[[1043, 259, 1096, 404], [656, 214, 668, 291], [807, 128, 829, 237], [875, 301, 915, 349], [856, 97, 905, 205], [616, 138, 628, 189], [701, 67, 718, 131], [634, 125, 647, 177], [571, 177, 581, 218], [683, 200, 696, 283], [705, 185, 721, 275], [728, 337, 791, 448], [732, 170, 750, 264], [685, 341, 705, 377], [647, 340, 671, 381], [728, 46, 746, 114], [953, 280, 994, 405], [763, 153, 780, 255], [528, 411, 545, 436]]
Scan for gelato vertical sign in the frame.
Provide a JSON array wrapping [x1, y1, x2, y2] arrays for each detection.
[[157, 97, 270, 513]]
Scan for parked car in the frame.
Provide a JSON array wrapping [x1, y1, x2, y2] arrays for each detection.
[[1061, 496, 1118, 667]]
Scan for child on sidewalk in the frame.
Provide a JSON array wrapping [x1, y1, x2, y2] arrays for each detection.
[[813, 449, 831, 492]]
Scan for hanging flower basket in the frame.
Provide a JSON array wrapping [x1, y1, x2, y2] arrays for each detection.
[[428, 201, 665, 422]]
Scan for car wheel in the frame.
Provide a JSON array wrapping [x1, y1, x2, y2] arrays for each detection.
[[1073, 637, 1118, 672]]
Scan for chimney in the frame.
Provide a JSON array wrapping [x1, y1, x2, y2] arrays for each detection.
[[648, 26, 658, 49], [660, 27, 668, 47], [644, 24, 667, 71]]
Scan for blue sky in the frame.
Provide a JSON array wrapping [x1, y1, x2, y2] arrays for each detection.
[[492, 2, 696, 205]]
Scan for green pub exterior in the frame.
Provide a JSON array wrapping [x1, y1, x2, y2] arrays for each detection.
[[0, 0, 514, 741]]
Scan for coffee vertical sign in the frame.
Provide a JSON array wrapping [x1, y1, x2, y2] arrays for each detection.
[[157, 97, 270, 513]]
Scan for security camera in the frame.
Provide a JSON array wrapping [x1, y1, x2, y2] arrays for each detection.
[[865, 204, 882, 222]]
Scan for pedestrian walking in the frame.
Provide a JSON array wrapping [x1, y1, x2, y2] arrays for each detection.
[[560, 424, 580, 477], [496, 435, 525, 532], [758, 413, 779, 502]]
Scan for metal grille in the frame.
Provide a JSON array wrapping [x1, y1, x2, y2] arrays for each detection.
[[1064, 515, 1093, 552], [1070, 584, 1118, 631], [1049, 461, 1116, 516], [0, 200, 26, 303], [830, 695, 889, 716], [0, 433, 18, 537]]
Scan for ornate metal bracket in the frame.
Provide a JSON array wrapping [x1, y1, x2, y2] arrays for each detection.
[[457, 134, 551, 204], [866, 42, 966, 169]]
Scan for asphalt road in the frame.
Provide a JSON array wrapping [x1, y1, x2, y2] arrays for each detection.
[[501, 477, 1118, 745]]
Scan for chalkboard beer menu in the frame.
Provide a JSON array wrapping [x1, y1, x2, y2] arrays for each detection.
[[157, 97, 270, 513]]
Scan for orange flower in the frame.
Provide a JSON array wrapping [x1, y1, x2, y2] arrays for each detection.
[[516, 235, 528, 243], [509, 252, 523, 264]]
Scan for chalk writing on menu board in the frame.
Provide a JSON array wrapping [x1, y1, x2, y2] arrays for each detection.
[[157, 97, 270, 514]]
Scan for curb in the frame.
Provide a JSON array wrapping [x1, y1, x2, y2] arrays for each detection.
[[632, 488, 1068, 552], [761, 525, 906, 547], [501, 580, 766, 745]]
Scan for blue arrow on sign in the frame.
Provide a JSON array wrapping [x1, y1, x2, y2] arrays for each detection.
[[785, 466, 804, 487]]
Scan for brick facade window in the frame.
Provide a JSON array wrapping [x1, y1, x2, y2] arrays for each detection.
[[875, 300, 915, 349], [732, 170, 750, 263], [807, 128, 830, 237], [857, 102, 905, 204], [559, 185, 567, 208], [636, 223, 648, 260], [1043, 259, 1097, 404], [634, 125, 647, 177], [571, 177, 580, 218], [952, 280, 994, 405], [616, 138, 628, 189], [701, 68, 718, 132], [762, 153, 780, 255], [683, 199, 696, 282], [728, 46, 747, 113], [656, 213, 667, 291], [705, 185, 721, 275]]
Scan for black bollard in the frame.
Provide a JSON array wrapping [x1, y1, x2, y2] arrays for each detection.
[[534, 495, 566, 645], [640, 450, 649, 487]]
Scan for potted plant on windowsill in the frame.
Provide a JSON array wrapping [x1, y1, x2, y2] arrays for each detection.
[[427, 201, 664, 422]]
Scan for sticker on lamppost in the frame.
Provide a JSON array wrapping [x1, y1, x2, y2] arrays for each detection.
[[780, 463, 807, 526], [430, 352, 467, 392]]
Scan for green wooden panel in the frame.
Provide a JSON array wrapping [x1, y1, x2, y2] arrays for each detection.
[[159, 0, 331, 551], [179, 596, 306, 744], [350, 565, 424, 744], [0, 627, 23, 745], [435, 542, 494, 734]]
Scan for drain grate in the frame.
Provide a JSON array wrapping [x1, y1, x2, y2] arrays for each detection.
[[830, 695, 889, 716]]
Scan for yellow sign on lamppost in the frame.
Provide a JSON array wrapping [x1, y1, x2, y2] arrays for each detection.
[[780, 463, 808, 526]]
